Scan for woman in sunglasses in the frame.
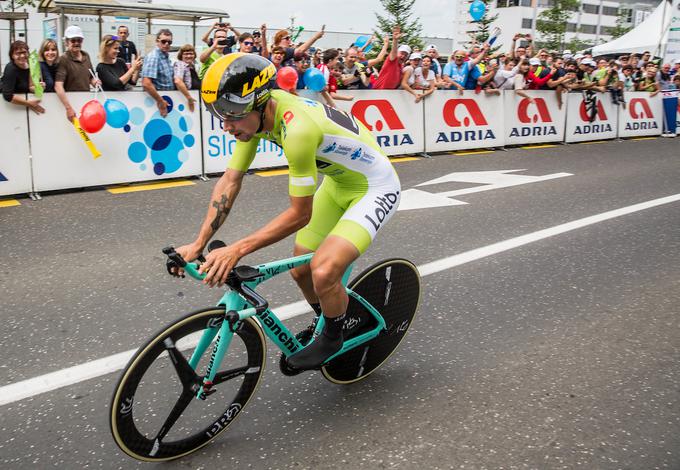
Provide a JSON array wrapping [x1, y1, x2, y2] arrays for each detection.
[[266, 26, 325, 68]]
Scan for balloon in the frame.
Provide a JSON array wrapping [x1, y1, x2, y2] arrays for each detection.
[[104, 98, 130, 128], [80, 100, 106, 133], [354, 35, 373, 53], [469, 0, 486, 21], [303, 68, 326, 92], [276, 66, 299, 90]]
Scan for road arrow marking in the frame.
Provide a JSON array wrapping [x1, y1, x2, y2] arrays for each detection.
[[399, 170, 573, 211]]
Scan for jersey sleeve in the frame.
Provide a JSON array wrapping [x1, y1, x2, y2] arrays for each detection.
[[228, 137, 259, 172]]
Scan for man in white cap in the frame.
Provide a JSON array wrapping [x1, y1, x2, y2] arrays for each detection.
[[55, 25, 101, 122], [372, 25, 409, 89]]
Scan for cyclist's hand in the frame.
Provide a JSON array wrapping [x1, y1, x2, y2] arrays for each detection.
[[199, 246, 241, 287], [172, 243, 203, 277]]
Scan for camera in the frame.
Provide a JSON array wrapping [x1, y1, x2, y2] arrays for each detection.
[[217, 38, 228, 46], [217, 23, 227, 28]]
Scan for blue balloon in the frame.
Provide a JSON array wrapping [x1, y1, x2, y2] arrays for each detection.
[[355, 35, 374, 53], [303, 68, 327, 92], [469, 0, 486, 21], [104, 98, 130, 128]]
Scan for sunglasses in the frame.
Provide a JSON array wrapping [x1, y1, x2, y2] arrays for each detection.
[[69, 38, 83, 43], [283, 36, 291, 40], [159, 39, 172, 45], [243, 41, 254, 46], [454, 55, 465, 59]]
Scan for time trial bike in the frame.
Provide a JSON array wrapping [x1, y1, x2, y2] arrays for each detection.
[[109, 242, 421, 461]]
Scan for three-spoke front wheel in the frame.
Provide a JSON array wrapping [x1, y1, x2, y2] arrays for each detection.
[[110, 308, 266, 462]]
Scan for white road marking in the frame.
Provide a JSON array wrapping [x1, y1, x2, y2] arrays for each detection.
[[1, 193, 679, 407], [399, 170, 573, 211]]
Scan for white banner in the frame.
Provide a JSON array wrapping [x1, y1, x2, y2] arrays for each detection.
[[617, 92, 663, 138], [201, 102, 287, 174], [30, 91, 202, 192], [564, 92, 619, 143], [664, 0, 680, 64], [0, 98, 32, 197], [503, 90, 567, 146], [423, 91, 505, 152], [335, 90, 425, 156]]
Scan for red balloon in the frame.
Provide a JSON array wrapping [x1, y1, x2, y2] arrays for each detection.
[[276, 66, 298, 90], [80, 100, 106, 133]]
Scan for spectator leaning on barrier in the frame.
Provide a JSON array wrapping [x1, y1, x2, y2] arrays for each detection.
[[96, 35, 141, 91], [142, 29, 175, 117], [172, 44, 199, 113], [493, 57, 518, 90], [116, 25, 138, 66], [402, 53, 436, 103], [442, 45, 487, 94], [55, 26, 100, 122], [657, 63, 673, 90], [2, 40, 45, 114], [477, 59, 500, 95], [513, 59, 534, 102], [636, 63, 660, 96], [598, 60, 625, 106], [38, 38, 59, 93], [424, 44, 443, 87], [621, 65, 636, 91], [372, 26, 409, 90]]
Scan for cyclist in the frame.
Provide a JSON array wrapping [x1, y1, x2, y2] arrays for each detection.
[[173, 53, 401, 370]]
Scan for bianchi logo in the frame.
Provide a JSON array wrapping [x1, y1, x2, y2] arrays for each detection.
[[322, 142, 337, 153]]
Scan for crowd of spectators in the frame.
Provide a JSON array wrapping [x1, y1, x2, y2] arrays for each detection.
[[3, 21, 680, 120]]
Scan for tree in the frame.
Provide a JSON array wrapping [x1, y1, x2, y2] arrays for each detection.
[[536, 0, 580, 51], [564, 36, 594, 53], [468, 0, 502, 53], [609, 8, 633, 39], [371, 0, 424, 53]]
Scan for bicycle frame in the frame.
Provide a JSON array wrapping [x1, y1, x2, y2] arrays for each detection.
[[181, 253, 387, 399]]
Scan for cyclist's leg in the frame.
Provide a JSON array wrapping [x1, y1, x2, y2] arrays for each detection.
[[289, 176, 401, 369], [291, 178, 345, 306]]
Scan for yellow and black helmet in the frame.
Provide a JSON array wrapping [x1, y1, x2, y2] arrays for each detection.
[[201, 52, 277, 120]]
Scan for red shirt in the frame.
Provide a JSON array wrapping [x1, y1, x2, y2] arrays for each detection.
[[372, 56, 403, 90], [527, 70, 553, 90]]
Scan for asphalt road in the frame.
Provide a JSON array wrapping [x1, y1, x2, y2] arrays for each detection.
[[1, 137, 679, 469]]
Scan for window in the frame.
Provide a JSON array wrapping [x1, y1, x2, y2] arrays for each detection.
[[566, 23, 578, 32], [580, 24, 597, 34], [520, 0, 531, 5], [522, 18, 533, 29], [582, 3, 599, 14], [600, 26, 615, 35], [602, 6, 618, 16]]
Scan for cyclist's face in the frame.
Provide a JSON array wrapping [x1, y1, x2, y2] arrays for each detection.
[[222, 111, 260, 141]]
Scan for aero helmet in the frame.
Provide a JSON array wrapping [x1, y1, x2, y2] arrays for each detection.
[[201, 52, 277, 120]]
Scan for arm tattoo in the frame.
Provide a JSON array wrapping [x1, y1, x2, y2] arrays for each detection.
[[210, 195, 231, 232]]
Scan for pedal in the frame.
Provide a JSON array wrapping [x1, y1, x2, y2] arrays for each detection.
[[279, 327, 315, 376]]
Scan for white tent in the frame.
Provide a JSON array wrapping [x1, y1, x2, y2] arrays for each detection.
[[592, 0, 671, 57]]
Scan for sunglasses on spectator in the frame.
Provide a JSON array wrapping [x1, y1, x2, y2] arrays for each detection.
[[283, 36, 291, 40], [69, 38, 83, 43], [243, 41, 254, 45], [159, 39, 172, 45], [453, 55, 465, 59]]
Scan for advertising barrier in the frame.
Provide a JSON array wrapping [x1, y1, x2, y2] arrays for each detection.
[[617, 92, 663, 138], [0, 99, 33, 197], [29, 91, 202, 192], [1, 89, 674, 198], [201, 101, 286, 174], [504, 90, 567, 146], [564, 92, 619, 143], [423, 91, 505, 152], [335, 90, 425, 156]]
